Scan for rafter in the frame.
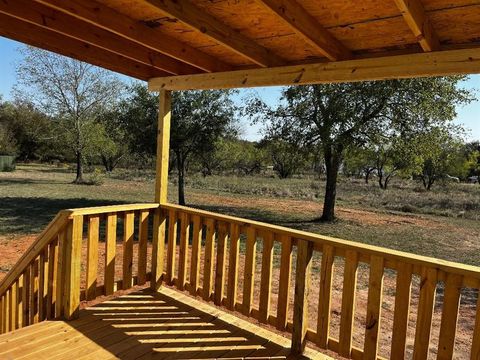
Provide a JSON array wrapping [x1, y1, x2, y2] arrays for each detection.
[[393, 0, 440, 52], [0, 0, 201, 76], [35, 0, 231, 73], [0, 14, 166, 80], [148, 48, 480, 90], [257, 0, 351, 61], [142, 0, 285, 68]]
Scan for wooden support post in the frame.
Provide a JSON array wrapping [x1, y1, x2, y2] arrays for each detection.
[[151, 89, 171, 291], [291, 239, 314, 355], [63, 215, 83, 320], [154, 89, 171, 204]]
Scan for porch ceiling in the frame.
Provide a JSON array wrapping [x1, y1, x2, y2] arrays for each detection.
[[1, 0, 479, 87]]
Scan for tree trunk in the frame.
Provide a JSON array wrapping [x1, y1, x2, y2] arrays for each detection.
[[177, 155, 186, 206], [320, 146, 341, 222], [74, 151, 84, 183]]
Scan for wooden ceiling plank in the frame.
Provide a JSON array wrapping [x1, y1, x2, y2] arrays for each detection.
[[0, 14, 166, 80], [393, 0, 440, 52], [148, 48, 480, 90], [257, 0, 351, 61], [142, 0, 285, 68], [35, 0, 231, 73], [0, 0, 198, 76]]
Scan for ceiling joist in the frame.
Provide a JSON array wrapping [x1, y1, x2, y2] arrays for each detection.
[[393, 0, 440, 52], [0, 14, 165, 80], [35, 0, 231, 73], [148, 48, 480, 90], [0, 0, 196, 76], [257, 0, 351, 61], [142, 0, 285, 68]]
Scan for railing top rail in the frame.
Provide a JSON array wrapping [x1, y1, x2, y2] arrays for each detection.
[[162, 203, 480, 282], [0, 210, 71, 296], [67, 203, 159, 217]]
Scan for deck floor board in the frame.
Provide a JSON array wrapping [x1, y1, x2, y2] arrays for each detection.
[[0, 287, 330, 360]]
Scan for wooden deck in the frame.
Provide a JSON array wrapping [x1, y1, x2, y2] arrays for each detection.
[[0, 287, 329, 360]]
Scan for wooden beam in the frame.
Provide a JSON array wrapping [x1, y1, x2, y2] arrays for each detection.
[[155, 90, 172, 204], [142, 0, 284, 67], [36, 0, 231, 73], [393, 0, 440, 52], [257, 0, 351, 61], [0, 14, 162, 80], [0, 0, 193, 76], [148, 48, 480, 90]]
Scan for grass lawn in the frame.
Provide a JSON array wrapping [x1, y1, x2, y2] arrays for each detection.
[[1, 163, 480, 266]]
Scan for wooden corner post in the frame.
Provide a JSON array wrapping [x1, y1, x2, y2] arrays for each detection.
[[63, 215, 83, 320], [151, 89, 171, 291]]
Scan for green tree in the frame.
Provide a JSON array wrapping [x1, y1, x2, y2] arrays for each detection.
[[343, 146, 377, 183], [414, 128, 467, 189], [171, 90, 238, 205], [0, 99, 58, 161], [15, 46, 123, 183], [374, 136, 419, 190], [261, 138, 306, 179], [0, 122, 17, 156], [248, 77, 473, 221]]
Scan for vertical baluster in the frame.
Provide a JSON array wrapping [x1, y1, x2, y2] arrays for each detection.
[[391, 262, 413, 359], [339, 250, 359, 357], [47, 240, 58, 319], [291, 239, 314, 354], [364, 256, 384, 359], [243, 227, 257, 316], [227, 223, 240, 311], [214, 222, 228, 306], [30, 260, 38, 324], [277, 234, 292, 331], [105, 213, 117, 296], [413, 267, 437, 360], [11, 283, 17, 331], [166, 209, 177, 285], [16, 275, 22, 329], [63, 215, 83, 320], [471, 286, 480, 359], [55, 230, 66, 318], [317, 244, 334, 348], [123, 211, 134, 290], [178, 212, 190, 291], [137, 210, 149, 285], [86, 215, 100, 300], [203, 218, 215, 301], [22, 268, 30, 327], [259, 231, 273, 323], [38, 248, 47, 321], [189, 215, 202, 296], [0, 294, 4, 334], [437, 273, 462, 359], [5, 288, 10, 333]]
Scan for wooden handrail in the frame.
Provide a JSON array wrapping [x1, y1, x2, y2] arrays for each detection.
[[67, 203, 159, 216]]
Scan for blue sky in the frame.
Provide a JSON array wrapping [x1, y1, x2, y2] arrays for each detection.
[[0, 37, 479, 142]]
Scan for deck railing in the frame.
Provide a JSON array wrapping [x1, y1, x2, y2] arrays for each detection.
[[1, 202, 480, 360]]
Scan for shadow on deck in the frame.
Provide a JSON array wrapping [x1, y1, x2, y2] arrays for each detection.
[[0, 287, 329, 360]]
